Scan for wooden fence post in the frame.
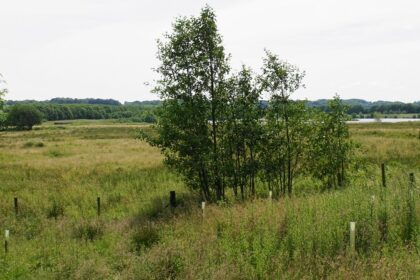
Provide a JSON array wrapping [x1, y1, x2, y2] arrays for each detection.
[[14, 197, 18, 216], [170, 191, 176, 208], [381, 163, 386, 188], [97, 197, 101, 216], [409, 173, 414, 189]]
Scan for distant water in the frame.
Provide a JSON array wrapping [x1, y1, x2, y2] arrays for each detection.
[[347, 118, 420, 123]]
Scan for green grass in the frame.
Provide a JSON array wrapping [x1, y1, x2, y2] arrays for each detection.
[[0, 120, 418, 279]]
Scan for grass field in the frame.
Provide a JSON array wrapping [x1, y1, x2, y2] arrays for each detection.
[[0, 120, 419, 279]]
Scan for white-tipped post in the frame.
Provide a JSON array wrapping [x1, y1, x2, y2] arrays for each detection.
[[269, 191, 272, 202], [201, 201, 206, 218], [350, 222, 356, 253], [4, 230, 9, 253]]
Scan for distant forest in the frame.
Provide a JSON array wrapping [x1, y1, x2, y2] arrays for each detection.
[[4, 97, 420, 122], [5, 98, 159, 123], [306, 99, 420, 116]]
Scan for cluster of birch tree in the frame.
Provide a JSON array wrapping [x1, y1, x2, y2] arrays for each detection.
[[145, 6, 353, 201]]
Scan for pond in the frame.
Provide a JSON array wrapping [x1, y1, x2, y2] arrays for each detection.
[[347, 118, 420, 123]]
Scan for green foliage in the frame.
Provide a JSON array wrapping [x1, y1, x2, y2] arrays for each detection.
[[308, 95, 354, 188], [4, 102, 157, 123], [148, 7, 355, 201], [6, 104, 43, 130], [221, 66, 262, 199], [258, 51, 307, 195], [150, 5, 229, 201]]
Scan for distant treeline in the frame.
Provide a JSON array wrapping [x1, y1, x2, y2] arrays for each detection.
[[35, 104, 157, 122], [6, 98, 162, 107], [306, 99, 420, 115], [5, 98, 420, 122], [4, 99, 158, 123], [6, 98, 122, 106]]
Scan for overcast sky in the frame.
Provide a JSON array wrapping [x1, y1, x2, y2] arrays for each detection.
[[1, 0, 419, 102]]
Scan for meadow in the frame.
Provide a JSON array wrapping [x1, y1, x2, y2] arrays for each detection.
[[0, 120, 419, 279]]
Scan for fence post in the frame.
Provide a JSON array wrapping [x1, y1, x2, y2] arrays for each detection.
[[381, 163, 386, 188], [409, 173, 414, 189], [269, 190, 272, 201], [370, 195, 375, 221], [97, 197, 101, 216], [350, 222, 356, 253], [14, 197, 18, 216], [170, 191, 176, 208], [4, 230, 9, 254], [201, 201, 206, 218]]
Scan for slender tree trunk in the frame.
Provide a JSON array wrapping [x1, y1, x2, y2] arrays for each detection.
[[283, 99, 292, 196], [250, 145, 255, 197], [209, 52, 223, 200], [200, 163, 211, 200]]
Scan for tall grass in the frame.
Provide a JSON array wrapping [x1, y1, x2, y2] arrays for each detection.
[[0, 120, 418, 279]]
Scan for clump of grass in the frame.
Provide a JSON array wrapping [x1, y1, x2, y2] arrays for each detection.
[[131, 224, 160, 254], [138, 250, 184, 280], [23, 141, 45, 148], [155, 253, 184, 279], [48, 149, 65, 157], [46, 200, 65, 219], [143, 197, 168, 220], [73, 220, 104, 241], [107, 192, 122, 206]]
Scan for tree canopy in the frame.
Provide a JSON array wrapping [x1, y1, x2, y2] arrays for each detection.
[[6, 104, 43, 130], [143, 6, 354, 202]]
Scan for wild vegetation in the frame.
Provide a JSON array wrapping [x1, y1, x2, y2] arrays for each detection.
[[143, 6, 353, 201], [0, 6, 418, 279], [0, 120, 418, 279]]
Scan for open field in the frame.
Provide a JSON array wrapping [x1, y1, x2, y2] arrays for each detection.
[[0, 120, 419, 279]]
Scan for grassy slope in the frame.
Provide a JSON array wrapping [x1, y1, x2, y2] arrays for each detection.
[[0, 121, 419, 279]]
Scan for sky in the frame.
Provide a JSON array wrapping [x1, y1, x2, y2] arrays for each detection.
[[1, 0, 419, 102]]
